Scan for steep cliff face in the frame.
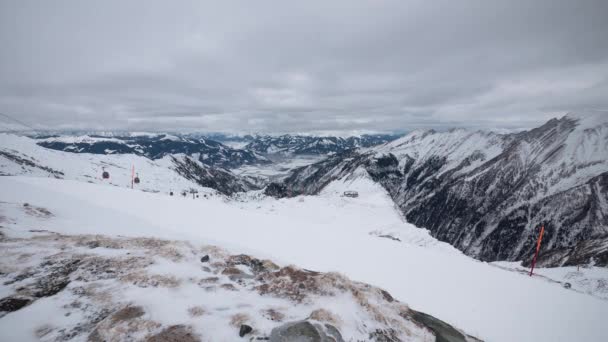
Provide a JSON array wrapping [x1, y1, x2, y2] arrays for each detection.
[[266, 113, 608, 264]]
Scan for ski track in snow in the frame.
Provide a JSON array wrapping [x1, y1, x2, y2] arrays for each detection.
[[0, 175, 607, 342]]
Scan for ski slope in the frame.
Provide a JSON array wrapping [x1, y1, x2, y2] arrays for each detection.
[[1, 175, 607, 341], [0, 133, 218, 196]]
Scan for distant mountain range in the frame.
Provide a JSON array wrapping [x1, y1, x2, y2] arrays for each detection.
[[243, 134, 401, 155], [35, 134, 269, 169], [33, 133, 401, 168], [265, 112, 608, 267]]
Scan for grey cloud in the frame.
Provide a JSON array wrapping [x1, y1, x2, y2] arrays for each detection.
[[0, 0, 607, 134]]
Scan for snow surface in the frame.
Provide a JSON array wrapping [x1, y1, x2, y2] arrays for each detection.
[[1, 174, 607, 341], [493, 261, 608, 300], [0, 229, 431, 341], [0, 133, 217, 196]]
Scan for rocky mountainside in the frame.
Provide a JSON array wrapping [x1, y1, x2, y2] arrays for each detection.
[[265, 112, 608, 266], [36, 134, 269, 169], [170, 155, 262, 195], [244, 134, 400, 155]]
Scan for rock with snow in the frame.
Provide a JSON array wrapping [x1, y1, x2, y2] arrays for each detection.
[[239, 324, 253, 337], [268, 320, 344, 342], [0, 232, 465, 341], [170, 155, 261, 195]]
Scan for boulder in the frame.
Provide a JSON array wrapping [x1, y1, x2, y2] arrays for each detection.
[[239, 324, 253, 337], [269, 320, 344, 342], [0, 297, 31, 313]]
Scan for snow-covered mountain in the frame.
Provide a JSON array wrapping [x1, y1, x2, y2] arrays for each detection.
[[35, 134, 269, 169], [265, 112, 608, 266], [244, 134, 401, 155], [0, 133, 259, 196], [2, 124, 608, 341]]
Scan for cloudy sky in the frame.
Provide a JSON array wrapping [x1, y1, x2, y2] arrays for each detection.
[[1, 0, 607, 134]]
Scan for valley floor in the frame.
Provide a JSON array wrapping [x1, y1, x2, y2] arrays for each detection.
[[1, 175, 607, 341]]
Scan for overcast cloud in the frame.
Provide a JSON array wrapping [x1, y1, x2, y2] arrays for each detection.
[[0, 0, 607, 134]]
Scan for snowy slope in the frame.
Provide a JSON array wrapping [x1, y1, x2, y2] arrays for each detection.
[[0, 133, 219, 196], [1, 176, 607, 341]]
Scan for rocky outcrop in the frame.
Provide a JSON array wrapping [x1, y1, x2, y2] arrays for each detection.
[[170, 155, 262, 195], [269, 320, 344, 342], [522, 235, 608, 268]]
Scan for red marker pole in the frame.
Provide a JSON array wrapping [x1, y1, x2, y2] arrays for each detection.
[[529, 225, 545, 276]]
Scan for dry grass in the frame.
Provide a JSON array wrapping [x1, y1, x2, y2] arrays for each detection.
[[229, 313, 250, 328], [309, 308, 341, 327], [187, 306, 206, 317]]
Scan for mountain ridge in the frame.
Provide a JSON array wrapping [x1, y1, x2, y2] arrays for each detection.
[[264, 112, 608, 265]]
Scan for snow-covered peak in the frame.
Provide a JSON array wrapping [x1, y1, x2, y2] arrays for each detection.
[[377, 127, 507, 176], [565, 110, 608, 129]]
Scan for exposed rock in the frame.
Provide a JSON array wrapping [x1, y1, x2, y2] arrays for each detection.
[[171, 155, 261, 195], [227, 254, 270, 274], [410, 310, 469, 342], [0, 297, 32, 313], [377, 234, 401, 242], [22, 258, 80, 298], [200, 255, 210, 263], [146, 325, 200, 342], [221, 267, 244, 276], [522, 235, 608, 268], [368, 328, 401, 342], [269, 320, 344, 342], [239, 324, 253, 337], [379, 289, 394, 303]]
